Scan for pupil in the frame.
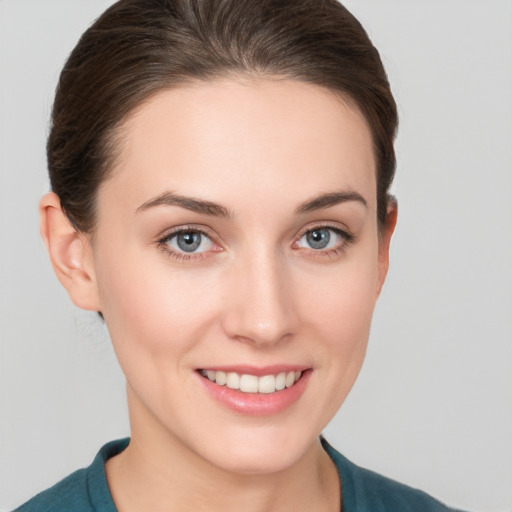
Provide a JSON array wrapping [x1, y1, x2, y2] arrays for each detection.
[[307, 229, 330, 249], [177, 232, 201, 252]]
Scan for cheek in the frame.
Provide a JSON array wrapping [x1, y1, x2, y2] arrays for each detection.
[[298, 248, 379, 375], [301, 252, 379, 334], [284, 254, 378, 433], [94, 257, 226, 419], [313, 278, 375, 374], [94, 247, 222, 360]]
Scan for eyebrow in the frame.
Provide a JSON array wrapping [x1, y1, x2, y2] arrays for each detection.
[[136, 189, 366, 218], [295, 190, 368, 214], [136, 191, 231, 218]]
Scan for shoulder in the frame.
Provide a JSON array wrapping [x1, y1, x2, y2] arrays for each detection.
[[322, 438, 468, 512], [13, 438, 129, 512], [13, 467, 90, 512]]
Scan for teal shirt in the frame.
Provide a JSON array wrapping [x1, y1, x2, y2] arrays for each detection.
[[15, 438, 466, 511]]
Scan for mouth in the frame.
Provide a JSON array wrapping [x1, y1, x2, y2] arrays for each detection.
[[198, 369, 303, 394], [196, 365, 312, 415]]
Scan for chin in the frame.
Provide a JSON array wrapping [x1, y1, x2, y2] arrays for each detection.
[[190, 423, 320, 476]]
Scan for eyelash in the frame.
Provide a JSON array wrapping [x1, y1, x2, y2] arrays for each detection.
[[294, 224, 354, 259], [156, 225, 218, 262], [156, 224, 354, 262]]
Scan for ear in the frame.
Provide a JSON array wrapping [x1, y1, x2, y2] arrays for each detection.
[[376, 199, 398, 298], [40, 192, 101, 311]]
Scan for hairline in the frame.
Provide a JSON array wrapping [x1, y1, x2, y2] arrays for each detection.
[[80, 72, 385, 237]]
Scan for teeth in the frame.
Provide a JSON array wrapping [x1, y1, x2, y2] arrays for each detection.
[[285, 371, 295, 388], [226, 372, 240, 389], [258, 375, 275, 394], [201, 369, 302, 394], [215, 371, 227, 386], [275, 372, 286, 391], [240, 374, 259, 393]]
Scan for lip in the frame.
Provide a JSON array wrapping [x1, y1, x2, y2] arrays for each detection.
[[196, 366, 312, 416], [198, 364, 308, 376]]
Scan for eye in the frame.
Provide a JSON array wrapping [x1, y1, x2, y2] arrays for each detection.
[[295, 226, 351, 252], [163, 229, 214, 254]]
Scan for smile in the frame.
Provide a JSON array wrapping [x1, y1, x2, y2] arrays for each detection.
[[199, 369, 302, 394]]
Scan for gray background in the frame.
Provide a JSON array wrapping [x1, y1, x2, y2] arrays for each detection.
[[0, 0, 511, 510]]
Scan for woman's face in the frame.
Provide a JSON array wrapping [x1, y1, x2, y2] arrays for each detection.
[[86, 79, 392, 474]]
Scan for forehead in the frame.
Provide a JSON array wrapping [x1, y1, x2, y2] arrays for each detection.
[[103, 78, 376, 211]]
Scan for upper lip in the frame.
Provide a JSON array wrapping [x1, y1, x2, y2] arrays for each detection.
[[196, 365, 310, 376]]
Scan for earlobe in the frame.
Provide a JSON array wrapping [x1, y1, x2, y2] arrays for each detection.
[[376, 200, 398, 297], [40, 192, 101, 311]]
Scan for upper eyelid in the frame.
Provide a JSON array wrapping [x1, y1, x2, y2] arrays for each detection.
[[294, 222, 352, 239], [156, 224, 215, 242], [293, 224, 354, 253], [154, 222, 353, 248], [156, 227, 218, 260]]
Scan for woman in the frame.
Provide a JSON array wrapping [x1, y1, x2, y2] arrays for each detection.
[[13, 0, 468, 510]]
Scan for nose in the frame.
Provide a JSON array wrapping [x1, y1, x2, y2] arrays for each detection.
[[221, 249, 298, 347]]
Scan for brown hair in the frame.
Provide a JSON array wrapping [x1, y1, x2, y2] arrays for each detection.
[[48, 0, 398, 233]]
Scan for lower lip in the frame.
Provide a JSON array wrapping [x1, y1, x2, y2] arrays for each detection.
[[197, 370, 312, 416]]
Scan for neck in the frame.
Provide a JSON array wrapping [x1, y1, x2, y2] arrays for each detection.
[[105, 392, 340, 512]]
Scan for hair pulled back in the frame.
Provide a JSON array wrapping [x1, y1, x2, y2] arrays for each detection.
[[48, 0, 398, 233]]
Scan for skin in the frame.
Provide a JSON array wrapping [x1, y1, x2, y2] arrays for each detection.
[[41, 78, 396, 512]]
